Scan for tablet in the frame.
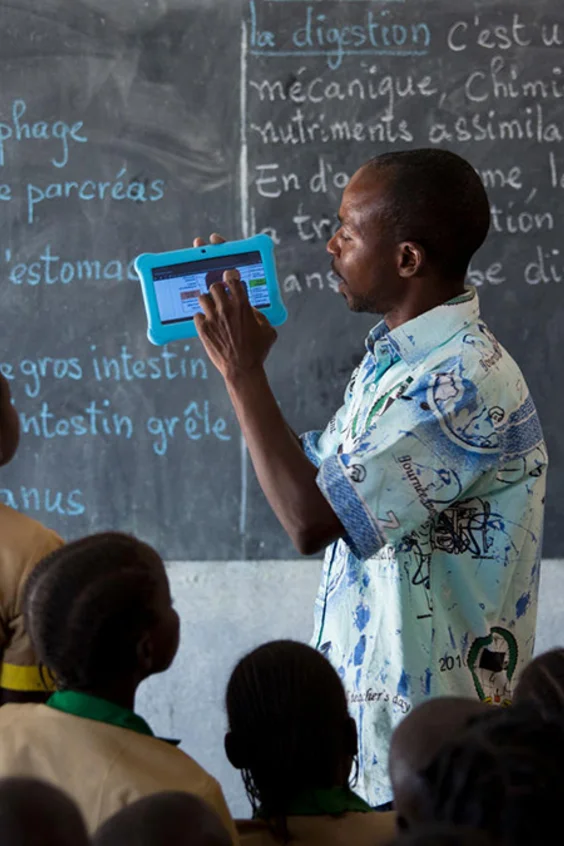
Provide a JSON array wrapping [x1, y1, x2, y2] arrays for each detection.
[[135, 234, 287, 345]]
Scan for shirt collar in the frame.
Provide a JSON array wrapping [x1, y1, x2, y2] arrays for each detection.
[[47, 690, 154, 737], [256, 787, 373, 819], [366, 287, 480, 367]]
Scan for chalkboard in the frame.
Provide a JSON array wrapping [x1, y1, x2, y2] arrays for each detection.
[[0, 0, 563, 559]]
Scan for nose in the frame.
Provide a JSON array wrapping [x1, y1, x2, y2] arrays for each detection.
[[327, 231, 340, 256]]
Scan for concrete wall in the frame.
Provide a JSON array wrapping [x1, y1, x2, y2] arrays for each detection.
[[137, 558, 564, 818]]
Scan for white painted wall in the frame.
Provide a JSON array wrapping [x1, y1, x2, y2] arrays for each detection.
[[137, 558, 564, 818]]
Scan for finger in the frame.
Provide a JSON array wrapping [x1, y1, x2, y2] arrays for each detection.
[[194, 312, 207, 338], [198, 293, 216, 320], [209, 281, 231, 312], [224, 270, 248, 305], [193, 237, 205, 247], [210, 233, 226, 245]]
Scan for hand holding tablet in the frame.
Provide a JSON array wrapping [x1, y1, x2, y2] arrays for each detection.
[[135, 234, 287, 346]]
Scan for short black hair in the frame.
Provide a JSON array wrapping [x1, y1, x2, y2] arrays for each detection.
[[225, 641, 355, 823], [393, 823, 494, 846], [366, 149, 490, 278], [24, 532, 165, 691], [421, 705, 564, 845], [514, 648, 564, 718], [0, 777, 89, 846], [94, 792, 231, 846]]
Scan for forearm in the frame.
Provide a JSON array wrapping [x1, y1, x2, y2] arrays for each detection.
[[226, 367, 344, 555]]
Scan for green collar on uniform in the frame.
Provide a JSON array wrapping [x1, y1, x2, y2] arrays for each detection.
[[256, 787, 373, 819], [47, 690, 154, 737]]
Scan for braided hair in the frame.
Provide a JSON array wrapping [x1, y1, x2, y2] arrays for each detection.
[[422, 704, 564, 845], [225, 640, 357, 837], [23, 532, 168, 691]]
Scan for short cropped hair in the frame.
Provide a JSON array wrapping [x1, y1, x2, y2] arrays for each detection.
[[367, 149, 490, 278]]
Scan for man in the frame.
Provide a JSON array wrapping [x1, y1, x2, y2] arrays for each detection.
[[194, 149, 547, 806], [0, 373, 63, 702]]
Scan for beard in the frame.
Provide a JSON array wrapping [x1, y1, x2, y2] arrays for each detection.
[[332, 265, 380, 314]]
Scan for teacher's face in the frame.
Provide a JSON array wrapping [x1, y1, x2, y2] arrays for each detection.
[[327, 166, 405, 316]]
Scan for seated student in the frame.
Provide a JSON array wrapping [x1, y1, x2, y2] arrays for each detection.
[[0, 532, 237, 839], [225, 640, 396, 846], [392, 824, 493, 846], [513, 647, 564, 717], [388, 698, 487, 833], [0, 373, 63, 703], [0, 776, 89, 846], [94, 792, 232, 846], [421, 705, 564, 846]]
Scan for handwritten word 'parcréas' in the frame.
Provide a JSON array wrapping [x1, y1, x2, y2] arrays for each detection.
[[26, 168, 165, 224], [0, 100, 87, 168], [0, 486, 85, 517]]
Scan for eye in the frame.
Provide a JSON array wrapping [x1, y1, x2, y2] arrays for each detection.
[[340, 229, 353, 242]]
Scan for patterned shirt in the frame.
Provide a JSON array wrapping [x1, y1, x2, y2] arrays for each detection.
[[302, 288, 547, 806]]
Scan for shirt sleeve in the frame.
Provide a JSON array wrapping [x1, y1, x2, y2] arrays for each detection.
[[301, 364, 361, 467], [316, 367, 515, 561]]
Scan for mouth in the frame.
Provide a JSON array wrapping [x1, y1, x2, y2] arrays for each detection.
[[331, 260, 346, 289]]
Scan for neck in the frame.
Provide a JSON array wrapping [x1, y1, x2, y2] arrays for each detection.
[[73, 681, 138, 712], [384, 278, 465, 331]]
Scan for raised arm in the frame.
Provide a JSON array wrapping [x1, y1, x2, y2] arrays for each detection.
[[193, 244, 344, 556]]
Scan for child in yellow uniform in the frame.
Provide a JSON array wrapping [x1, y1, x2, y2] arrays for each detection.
[[0, 531, 237, 839], [0, 373, 62, 702], [225, 640, 396, 846]]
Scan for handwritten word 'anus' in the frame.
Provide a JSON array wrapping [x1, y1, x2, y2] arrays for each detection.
[[0, 487, 85, 516]]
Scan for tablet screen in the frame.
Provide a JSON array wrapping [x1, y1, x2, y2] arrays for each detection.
[[152, 251, 271, 325]]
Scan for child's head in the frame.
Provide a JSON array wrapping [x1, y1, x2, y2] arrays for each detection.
[[225, 640, 357, 819], [421, 704, 564, 846], [0, 373, 19, 468], [94, 792, 231, 846], [0, 777, 89, 846], [514, 648, 564, 718], [389, 697, 487, 832], [23, 532, 179, 697], [392, 823, 493, 846]]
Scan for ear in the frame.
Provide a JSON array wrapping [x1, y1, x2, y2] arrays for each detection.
[[345, 716, 358, 758], [397, 241, 425, 278], [224, 731, 246, 770]]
